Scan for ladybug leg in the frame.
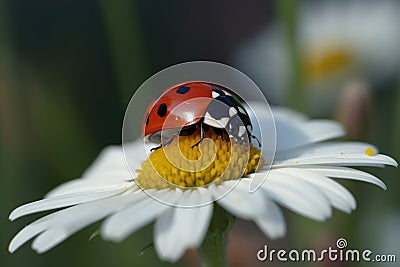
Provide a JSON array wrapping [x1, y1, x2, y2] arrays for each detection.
[[220, 131, 227, 144], [150, 132, 179, 152], [191, 123, 205, 149], [248, 131, 262, 147], [150, 145, 162, 152]]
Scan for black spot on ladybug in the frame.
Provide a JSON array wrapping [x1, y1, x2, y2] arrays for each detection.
[[176, 86, 190, 94], [145, 113, 150, 125], [157, 103, 167, 117]]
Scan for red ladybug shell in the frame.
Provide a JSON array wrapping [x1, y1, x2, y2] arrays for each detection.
[[143, 82, 215, 138]]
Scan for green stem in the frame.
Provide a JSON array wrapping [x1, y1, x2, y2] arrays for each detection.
[[198, 231, 227, 267], [99, 0, 149, 103], [198, 204, 235, 267], [275, 0, 306, 113]]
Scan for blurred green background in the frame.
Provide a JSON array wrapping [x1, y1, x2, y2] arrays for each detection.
[[1, 1, 399, 266]]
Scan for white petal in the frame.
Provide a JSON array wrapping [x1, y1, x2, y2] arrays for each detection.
[[9, 192, 139, 253], [9, 216, 53, 253], [176, 187, 213, 207], [45, 141, 146, 198], [211, 180, 287, 239], [251, 105, 345, 152], [45, 178, 131, 199], [154, 189, 213, 262], [275, 119, 345, 151], [275, 142, 379, 160], [275, 168, 356, 213], [10, 187, 127, 221], [47, 140, 146, 201], [32, 228, 69, 253], [272, 109, 344, 151], [174, 189, 212, 247], [254, 198, 286, 239], [300, 120, 345, 144], [301, 165, 387, 190], [214, 180, 267, 220], [261, 171, 332, 221], [153, 209, 176, 259], [271, 106, 308, 122], [274, 153, 397, 168], [81, 147, 128, 179], [101, 189, 181, 242], [82, 140, 146, 180]]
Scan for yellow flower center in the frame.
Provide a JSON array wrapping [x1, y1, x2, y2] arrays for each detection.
[[135, 130, 262, 189], [303, 46, 353, 82]]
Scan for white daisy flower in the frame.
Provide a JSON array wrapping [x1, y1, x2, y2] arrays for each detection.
[[9, 106, 396, 263]]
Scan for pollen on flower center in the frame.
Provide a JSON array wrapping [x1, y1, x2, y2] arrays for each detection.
[[135, 129, 262, 189], [365, 147, 375, 156]]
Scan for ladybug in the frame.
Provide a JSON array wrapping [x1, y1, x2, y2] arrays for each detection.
[[143, 81, 260, 151]]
